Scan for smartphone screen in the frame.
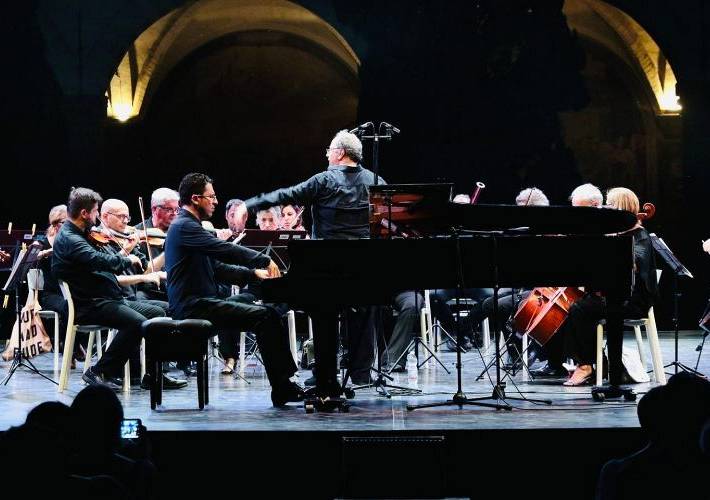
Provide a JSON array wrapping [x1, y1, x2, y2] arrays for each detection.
[[120, 418, 141, 439]]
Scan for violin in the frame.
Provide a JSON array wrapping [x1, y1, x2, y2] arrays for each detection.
[[87, 227, 113, 246], [115, 226, 166, 248]]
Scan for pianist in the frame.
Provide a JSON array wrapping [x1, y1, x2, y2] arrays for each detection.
[[164, 172, 304, 406]]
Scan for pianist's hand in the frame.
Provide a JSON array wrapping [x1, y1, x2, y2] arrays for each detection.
[[703, 239, 710, 255], [267, 259, 281, 278], [254, 269, 270, 280], [216, 228, 232, 241]]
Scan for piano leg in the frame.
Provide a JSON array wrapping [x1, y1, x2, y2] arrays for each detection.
[[305, 308, 350, 413], [591, 290, 637, 402]]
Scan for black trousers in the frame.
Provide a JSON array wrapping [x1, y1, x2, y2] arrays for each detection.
[[78, 298, 165, 378], [380, 291, 424, 369], [342, 306, 379, 382], [215, 293, 257, 360], [185, 296, 296, 387], [38, 291, 68, 346], [563, 294, 647, 366]]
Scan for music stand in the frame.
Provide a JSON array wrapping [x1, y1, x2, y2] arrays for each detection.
[[240, 229, 308, 270], [649, 234, 699, 376], [2, 241, 57, 385]]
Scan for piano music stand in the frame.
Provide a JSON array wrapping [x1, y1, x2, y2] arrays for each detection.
[[2, 241, 57, 386], [649, 234, 700, 376], [239, 229, 308, 270]]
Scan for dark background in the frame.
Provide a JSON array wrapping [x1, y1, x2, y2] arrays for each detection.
[[1, 0, 708, 330]]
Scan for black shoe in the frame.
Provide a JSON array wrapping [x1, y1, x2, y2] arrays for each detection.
[[384, 364, 406, 373], [304, 374, 317, 387], [140, 373, 188, 390], [530, 363, 568, 378], [82, 367, 122, 391], [271, 380, 306, 407]]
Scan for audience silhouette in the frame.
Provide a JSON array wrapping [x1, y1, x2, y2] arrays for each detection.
[[597, 372, 710, 499]]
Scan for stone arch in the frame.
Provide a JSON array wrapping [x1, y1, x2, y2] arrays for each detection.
[[564, 0, 680, 115], [561, 0, 682, 202], [106, 0, 359, 121]]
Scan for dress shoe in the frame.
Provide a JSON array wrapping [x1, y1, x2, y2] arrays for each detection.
[[304, 374, 317, 387], [82, 367, 122, 391], [140, 373, 188, 390], [385, 364, 406, 373], [271, 380, 306, 406], [530, 363, 568, 378]]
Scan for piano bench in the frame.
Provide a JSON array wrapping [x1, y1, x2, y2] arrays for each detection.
[[142, 318, 214, 410]]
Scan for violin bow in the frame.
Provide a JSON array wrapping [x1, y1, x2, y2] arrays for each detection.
[[137, 196, 157, 275]]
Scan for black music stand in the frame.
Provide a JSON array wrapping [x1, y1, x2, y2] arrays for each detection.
[[2, 241, 57, 385], [240, 229, 308, 270], [649, 234, 699, 376]]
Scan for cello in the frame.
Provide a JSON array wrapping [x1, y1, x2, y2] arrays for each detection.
[[513, 201, 656, 345]]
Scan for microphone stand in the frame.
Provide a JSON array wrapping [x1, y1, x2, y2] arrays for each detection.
[[348, 121, 413, 397]]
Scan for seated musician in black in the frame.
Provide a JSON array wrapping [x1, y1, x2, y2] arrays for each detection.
[[562, 187, 658, 386], [234, 129, 386, 387], [97, 198, 186, 386], [165, 172, 304, 406], [526, 183, 605, 377], [36, 204, 75, 359], [52, 188, 182, 390]]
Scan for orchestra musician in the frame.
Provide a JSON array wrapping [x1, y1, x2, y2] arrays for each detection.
[[135, 187, 180, 233], [562, 187, 659, 386], [164, 172, 304, 406], [280, 204, 306, 231], [97, 199, 188, 388], [235, 130, 386, 387], [225, 199, 246, 235], [528, 182, 606, 378], [52, 188, 177, 390], [35, 205, 79, 362], [256, 207, 281, 231]]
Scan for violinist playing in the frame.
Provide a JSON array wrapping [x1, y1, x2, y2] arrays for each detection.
[[97, 199, 188, 388], [562, 187, 659, 386], [98, 199, 167, 308], [52, 188, 176, 390]]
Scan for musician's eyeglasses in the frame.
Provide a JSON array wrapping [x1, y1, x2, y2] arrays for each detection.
[[107, 212, 131, 223], [50, 219, 65, 227], [197, 194, 218, 201], [325, 147, 343, 154], [157, 205, 180, 214]]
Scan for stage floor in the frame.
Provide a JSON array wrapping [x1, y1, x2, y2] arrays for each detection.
[[1, 331, 706, 432]]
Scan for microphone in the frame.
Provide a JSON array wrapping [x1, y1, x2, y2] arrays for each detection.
[[349, 122, 373, 134], [381, 122, 401, 134]]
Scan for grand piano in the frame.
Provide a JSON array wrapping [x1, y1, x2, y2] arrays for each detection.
[[262, 192, 637, 408]]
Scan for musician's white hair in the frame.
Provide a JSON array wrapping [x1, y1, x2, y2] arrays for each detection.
[[330, 130, 363, 163], [570, 183, 603, 207], [151, 187, 179, 208], [257, 206, 281, 223], [515, 187, 549, 206]]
